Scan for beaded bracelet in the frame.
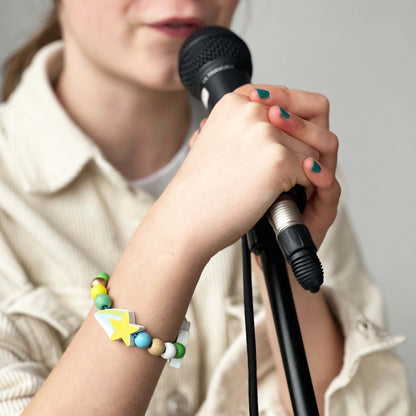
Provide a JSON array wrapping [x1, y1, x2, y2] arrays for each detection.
[[90, 273, 190, 369]]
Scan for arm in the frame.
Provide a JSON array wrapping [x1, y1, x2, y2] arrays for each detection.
[[23, 92, 317, 416]]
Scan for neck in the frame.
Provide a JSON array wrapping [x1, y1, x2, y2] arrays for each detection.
[[55, 50, 190, 180]]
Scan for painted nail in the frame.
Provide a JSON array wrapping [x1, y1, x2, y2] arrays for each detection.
[[311, 161, 322, 173], [280, 107, 290, 119], [256, 88, 270, 99]]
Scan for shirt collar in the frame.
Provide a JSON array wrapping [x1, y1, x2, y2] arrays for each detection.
[[2, 41, 128, 194]]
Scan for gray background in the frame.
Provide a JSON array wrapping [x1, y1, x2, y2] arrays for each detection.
[[1, 0, 415, 399]]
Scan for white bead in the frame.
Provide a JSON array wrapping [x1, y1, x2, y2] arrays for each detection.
[[170, 320, 190, 369], [161, 342, 177, 360]]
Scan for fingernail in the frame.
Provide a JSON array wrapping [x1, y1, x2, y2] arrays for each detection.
[[256, 88, 270, 99], [280, 107, 290, 119], [311, 161, 322, 173]]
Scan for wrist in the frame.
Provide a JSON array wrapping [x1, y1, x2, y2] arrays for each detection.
[[105, 199, 211, 339]]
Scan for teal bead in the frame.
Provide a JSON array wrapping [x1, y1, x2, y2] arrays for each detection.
[[95, 293, 112, 310], [95, 272, 110, 282], [174, 343, 186, 359], [134, 331, 152, 348]]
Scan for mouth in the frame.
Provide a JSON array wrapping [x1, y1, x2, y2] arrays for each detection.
[[148, 17, 205, 38]]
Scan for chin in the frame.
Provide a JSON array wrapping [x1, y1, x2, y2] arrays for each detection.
[[132, 60, 186, 93]]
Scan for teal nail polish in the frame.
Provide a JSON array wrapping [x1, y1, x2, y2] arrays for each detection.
[[256, 88, 270, 99], [280, 107, 290, 119], [312, 161, 322, 173]]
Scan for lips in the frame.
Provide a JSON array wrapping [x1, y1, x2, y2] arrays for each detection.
[[148, 17, 204, 38]]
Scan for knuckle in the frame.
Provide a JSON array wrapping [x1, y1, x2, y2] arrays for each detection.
[[334, 179, 342, 199], [244, 100, 267, 120], [275, 85, 290, 102], [272, 145, 293, 174], [315, 93, 330, 114], [326, 133, 339, 154], [221, 92, 240, 106], [326, 176, 342, 200], [255, 120, 275, 137]]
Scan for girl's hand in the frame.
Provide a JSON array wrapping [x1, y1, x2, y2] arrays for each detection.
[[242, 85, 341, 249], [157, 91, 319, 262]]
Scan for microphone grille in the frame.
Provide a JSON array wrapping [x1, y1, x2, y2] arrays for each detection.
[[178, 26, 252, 96]]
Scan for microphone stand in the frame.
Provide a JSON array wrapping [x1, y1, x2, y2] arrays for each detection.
[[247, 215, 320, 416]]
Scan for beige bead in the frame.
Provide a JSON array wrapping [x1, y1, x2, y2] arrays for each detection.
[[147, 338, 165, 356], [90, 278, 108, 288]]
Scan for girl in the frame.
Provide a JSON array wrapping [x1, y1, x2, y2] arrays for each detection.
[[0, 1, 413, 415]]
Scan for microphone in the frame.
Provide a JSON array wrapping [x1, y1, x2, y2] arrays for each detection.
[[178, 26, 323, 292]]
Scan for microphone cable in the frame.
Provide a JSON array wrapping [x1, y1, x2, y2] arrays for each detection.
[[242, 234, 259, 416]]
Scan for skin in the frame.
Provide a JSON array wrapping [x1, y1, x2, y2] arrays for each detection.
[[23, 1, 342, 415]]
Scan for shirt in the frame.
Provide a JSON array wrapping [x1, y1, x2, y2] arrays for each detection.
[[131, 125, 196, 199], [0, 41, 414, 416]]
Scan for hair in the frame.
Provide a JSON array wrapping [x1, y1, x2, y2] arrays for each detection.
[[1, 7, 61, 102]]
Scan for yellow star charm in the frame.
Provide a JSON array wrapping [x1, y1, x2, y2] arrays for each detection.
[[110, 311, 142, 346]]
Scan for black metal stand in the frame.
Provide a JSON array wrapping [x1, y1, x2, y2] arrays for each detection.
[[247, 216, 320, 416]]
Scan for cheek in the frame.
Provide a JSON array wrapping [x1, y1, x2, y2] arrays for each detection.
[[61, 0, 129, 46]]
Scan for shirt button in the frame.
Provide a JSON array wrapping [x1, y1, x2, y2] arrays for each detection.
[[357, 319, 369, 337], [165, 390, 191, 416]]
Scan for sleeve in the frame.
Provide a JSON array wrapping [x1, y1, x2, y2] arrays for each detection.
[[0, 228, 79, 416], [318, 198, 415, 415]]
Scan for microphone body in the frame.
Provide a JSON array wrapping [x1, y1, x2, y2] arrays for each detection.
[[179, 26, 323, 292]]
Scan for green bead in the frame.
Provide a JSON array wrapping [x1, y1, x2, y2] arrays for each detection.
[[95, 293, 112, 310], [95, 272, 110, 282], [174, 343, 186, 359]]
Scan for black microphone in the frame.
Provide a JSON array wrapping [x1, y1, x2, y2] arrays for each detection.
[[178, 26, 323, 292]]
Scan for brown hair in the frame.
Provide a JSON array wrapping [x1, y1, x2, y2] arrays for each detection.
[[1, 7, 61, 102]]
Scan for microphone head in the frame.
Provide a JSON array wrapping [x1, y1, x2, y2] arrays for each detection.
[[178, 26, 252, 99]]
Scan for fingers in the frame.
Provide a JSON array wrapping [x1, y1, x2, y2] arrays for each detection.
[[267, 105, 338, 173], [191, 99, 319, 161], [236, 84, 330, 127], [240, 86, 338, 172], [301, 158, 341, 248]]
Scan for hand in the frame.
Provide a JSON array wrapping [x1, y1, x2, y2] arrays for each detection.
[[159, 91, 318, 260], [242, 85, 341, 249]]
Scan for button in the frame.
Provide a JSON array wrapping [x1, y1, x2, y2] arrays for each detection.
[[357, 319, 369, 337], [165, 390, 191, 416]]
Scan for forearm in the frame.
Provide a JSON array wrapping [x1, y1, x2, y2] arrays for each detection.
[[254, 258, 344, 415], [23, 201, 208, 416]]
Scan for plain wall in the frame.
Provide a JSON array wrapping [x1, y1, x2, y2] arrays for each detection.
[[1, 0, 415, 400]]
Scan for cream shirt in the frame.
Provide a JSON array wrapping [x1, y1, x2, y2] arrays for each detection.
[[0, 42, 414, 416]]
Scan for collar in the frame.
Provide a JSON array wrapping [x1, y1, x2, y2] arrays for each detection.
[[1, 41, 128, 194]]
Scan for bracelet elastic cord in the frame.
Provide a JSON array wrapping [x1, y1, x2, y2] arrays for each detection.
[[90, 273, 190, 369]]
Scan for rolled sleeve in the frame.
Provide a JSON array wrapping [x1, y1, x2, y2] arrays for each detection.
[[318, 197, 415, 414], [324, 286, 414, 415], [0, 225, 80, 415], [0, 312, 55, 415], [0, 286, 81, 415]]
